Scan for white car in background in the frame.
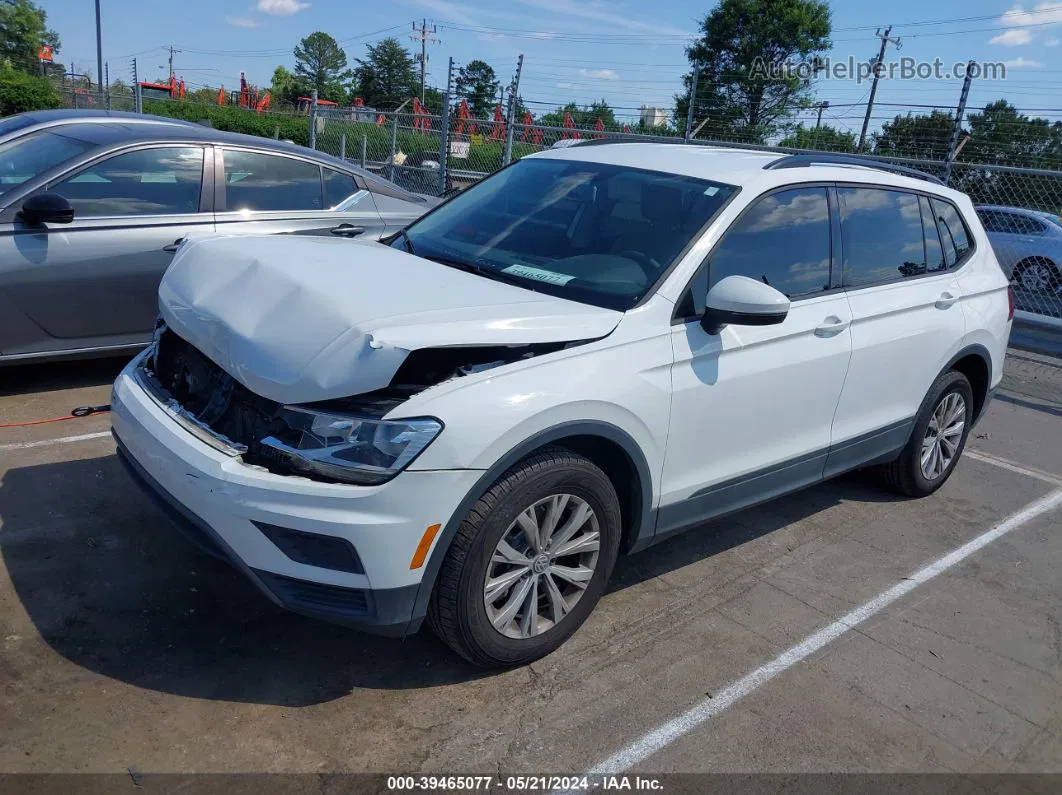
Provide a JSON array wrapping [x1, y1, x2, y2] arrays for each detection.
[[975, 204, 1062, 294], [111, 145, 1013, 667]]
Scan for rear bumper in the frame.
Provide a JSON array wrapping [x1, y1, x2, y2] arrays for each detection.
[[116, 438, 419, 636]]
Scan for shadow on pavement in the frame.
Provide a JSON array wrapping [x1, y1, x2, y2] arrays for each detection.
[[0, 451, 902, 706], [0, 356, 131, 398]]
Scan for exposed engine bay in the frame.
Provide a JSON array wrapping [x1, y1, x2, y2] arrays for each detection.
[[142, 326, 585, 482]]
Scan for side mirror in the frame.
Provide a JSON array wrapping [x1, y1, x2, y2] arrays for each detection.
[[18, 192, 74, 226], [701, 275, 790, 335]]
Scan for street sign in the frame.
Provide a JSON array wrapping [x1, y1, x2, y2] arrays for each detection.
[[449, 141, 470, 159]]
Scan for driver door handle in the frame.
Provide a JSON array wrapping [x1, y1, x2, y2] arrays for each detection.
[[935, 292, 959, 309], [330, 224, 366, 237], [162, 238, 185, 253], [814, 316, 850, 337]]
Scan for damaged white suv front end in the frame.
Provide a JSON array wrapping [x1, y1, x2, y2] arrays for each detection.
[[110, 231, 624, 637]]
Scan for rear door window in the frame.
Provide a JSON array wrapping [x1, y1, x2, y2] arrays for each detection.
[[222, 150, 323, 211], [839, 187, 926, 286], [930, 199, 972, 267], [921, 197, 946, 273]]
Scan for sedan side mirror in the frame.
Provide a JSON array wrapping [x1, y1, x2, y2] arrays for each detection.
[[18, 192, 74, 226], [701, 275, 790, 335]]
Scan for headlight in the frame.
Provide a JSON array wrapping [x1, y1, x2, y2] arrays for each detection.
[[261, 406, 443, 485]]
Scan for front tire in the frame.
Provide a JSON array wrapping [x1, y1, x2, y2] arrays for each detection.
[[428, 448, 621, 667], [880, 370, 973, 497]]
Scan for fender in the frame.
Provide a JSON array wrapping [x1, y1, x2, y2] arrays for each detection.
[[941, 342, 994, 424], [406, 420, 655, 629]]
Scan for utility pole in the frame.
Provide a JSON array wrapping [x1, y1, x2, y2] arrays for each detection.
[[502, 54, 524, 166], [684, 64, 700, 142], [104, 62, 110, 110], [858, 26, 901, 151], [95, 0, 104, 104], [165, 44, 181, 80], [410, 19, 439, 104], [815, 100, 829, 129], [943, 60, 976, 185]]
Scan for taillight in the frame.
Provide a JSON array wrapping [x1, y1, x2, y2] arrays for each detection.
[[1007, 286, 1015, 321]]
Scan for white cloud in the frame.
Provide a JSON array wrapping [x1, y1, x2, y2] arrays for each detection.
[[556, 82, 575, 90], [1047, 36, 1061, 45], [579, 68, 619, 80], [989, 28, 1033, 44], [516, 0, 691, 37], [256, 0, 309, 15], [530, 31, 557, 40], [999, 2, 1062, 27], [1004, 56, 1045, 67], [226, 15, 261, 28]]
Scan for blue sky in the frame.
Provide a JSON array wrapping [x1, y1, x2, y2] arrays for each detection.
[[46, 0, 1062, 131]]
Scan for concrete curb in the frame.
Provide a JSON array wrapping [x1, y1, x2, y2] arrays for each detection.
[[1010, 313, 1062, 359], [1014, 310, 1062, 331]]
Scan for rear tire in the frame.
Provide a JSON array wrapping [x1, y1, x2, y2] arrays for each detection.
[[879, 370, 973, 498], [1013, 257, 1061, 294], [428, 448, 621, 668]]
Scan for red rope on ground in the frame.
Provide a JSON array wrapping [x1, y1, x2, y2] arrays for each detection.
[[0, 405, 111, 429]]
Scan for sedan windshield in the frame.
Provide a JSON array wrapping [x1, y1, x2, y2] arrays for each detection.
[[393, 156, 737, 310], [0, 131, 91, 199]]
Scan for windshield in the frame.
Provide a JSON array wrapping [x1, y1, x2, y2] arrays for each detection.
[[393, 156, 737, 310], [0, 131, 91, 198]]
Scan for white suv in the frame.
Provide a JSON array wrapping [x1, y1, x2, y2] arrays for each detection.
[[111, 144, 1013, 667]]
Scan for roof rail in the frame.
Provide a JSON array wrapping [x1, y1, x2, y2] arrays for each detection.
[[764, 153, 946, 186]]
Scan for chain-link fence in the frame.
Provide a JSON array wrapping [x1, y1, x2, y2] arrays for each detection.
[[51, 88, 1062, 322]]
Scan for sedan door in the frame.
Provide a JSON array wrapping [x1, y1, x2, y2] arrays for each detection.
[[659, 186, 854, 534], [214, 147, 387, 241], [0, 144, 212, 357]]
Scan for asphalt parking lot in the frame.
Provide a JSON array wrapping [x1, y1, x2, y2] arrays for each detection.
[[1, 349, 1061, 779]]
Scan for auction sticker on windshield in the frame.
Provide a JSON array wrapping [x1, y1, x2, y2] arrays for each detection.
[[502, 264, 575, 285]]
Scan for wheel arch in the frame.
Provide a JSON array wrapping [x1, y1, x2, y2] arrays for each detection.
[[407, 420, 655, 628], [942, 343, 993, 423]]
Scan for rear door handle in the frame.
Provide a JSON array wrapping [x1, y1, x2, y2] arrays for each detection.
[[330, 224, 366, 238], [814, 316, 850, 336], [935, 292, 959, 309], [162, 238, 185, 253]]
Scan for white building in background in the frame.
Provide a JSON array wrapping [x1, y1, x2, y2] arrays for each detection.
[[639, 105, 669, 127]]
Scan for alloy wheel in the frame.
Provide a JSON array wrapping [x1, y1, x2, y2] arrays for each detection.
[[483, 494, 600, 639], [921, 392, 966, 480]]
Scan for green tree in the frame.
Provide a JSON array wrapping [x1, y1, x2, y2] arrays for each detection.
[[293, 32, 350, 103], [540, 100, 617, 129], [0, 0, 60, 75], [270, 65, 305, 106], [353, 38, 417, 110], [779, 123, 856, 152], [872, 110, 954, 160], [0, 63, 60, 114], [963, 99, 1062, 169], [675, 0, 831, 143], [454, 60, 499, 119]]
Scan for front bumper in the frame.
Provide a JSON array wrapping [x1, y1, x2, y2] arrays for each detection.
[[111, 358, 479, 636]]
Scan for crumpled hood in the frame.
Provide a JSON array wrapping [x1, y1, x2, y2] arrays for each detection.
[[158, 234, 622, 404]]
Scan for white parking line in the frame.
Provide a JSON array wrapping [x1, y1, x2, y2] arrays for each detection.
[[0, 431, 112, 452], [965, 448, 1062, 487], [565, 488, 1062, 782]]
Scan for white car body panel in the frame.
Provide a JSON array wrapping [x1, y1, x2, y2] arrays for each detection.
[[662, 293, 853, 512], [159, 234, 622, 405]]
